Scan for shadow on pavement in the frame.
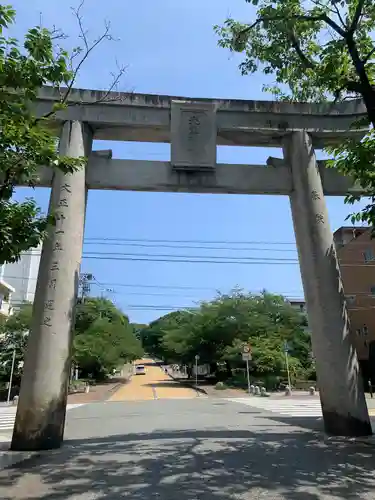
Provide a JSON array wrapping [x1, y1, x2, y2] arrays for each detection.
[[237, 412, 324, 432], [0, 428, 374, 499], [143, 381, 196, 389]]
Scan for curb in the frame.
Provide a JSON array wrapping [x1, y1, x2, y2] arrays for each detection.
[[107, 375, 133, 397], [165, 369, 208, 396]]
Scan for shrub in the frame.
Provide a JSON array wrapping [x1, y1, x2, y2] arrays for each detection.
[[215, 381, 227, 390]]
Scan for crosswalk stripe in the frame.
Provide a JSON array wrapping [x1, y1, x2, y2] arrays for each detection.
[[227, 397, 323, 417], [0, 404, 85, 431], [229, 397, 375, 419]]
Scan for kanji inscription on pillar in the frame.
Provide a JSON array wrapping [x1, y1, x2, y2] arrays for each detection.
[[171, 100, 217, 170]]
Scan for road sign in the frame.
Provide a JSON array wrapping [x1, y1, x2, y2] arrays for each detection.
[[283, 341, 290, 353], [195, 354, 200, 361], [242, 344, 251, 354], [242, 352, 252, 361]]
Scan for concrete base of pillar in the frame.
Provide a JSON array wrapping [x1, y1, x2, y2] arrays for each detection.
[[11, 398, 67, 451], [323, 410, 372, 437]]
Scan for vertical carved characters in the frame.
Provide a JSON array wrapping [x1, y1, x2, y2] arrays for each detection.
[[11, 121, 92, 451], [171, 101, 217, 170], [43, 181, 72, 327]]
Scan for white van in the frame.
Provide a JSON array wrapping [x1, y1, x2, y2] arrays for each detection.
[[135, 364, 146, 375]]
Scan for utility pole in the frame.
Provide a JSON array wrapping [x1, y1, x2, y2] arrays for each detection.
[[195, 355, 199, 388], [284, 341, 292, 395], [79, 273, 94, 303]]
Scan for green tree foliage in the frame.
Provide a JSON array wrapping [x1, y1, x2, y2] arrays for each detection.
[[0, 298, 143, 384], [73, 298, 144, 380], [75, 297, 129, 334], [0, 304, 32, 382], [140, 291, 312, 381], [131, 323, 148, 341], [215, 0, 375, 229], [0, 5, 87, 264]]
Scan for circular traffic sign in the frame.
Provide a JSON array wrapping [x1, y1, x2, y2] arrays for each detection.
[[242, 344, 251, 353]]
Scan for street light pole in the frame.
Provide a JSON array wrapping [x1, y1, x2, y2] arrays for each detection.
[[7, 348, 16, 404], [284, 341, 292, 393]]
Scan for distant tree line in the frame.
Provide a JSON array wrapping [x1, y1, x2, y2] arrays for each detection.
[[140, 290, 315, 388], [0, 297, 144, 392]]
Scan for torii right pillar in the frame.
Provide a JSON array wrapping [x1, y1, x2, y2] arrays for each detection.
[[284, 130, 371, 436]]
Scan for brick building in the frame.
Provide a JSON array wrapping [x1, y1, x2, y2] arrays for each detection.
[[334, 226, 375, 382]]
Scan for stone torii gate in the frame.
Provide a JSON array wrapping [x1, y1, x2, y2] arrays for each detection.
[[11, 88, 371, 451]]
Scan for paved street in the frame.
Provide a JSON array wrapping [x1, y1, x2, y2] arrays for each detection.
[[109, 359, 203, 401], [0, 404, 85, 434], [0, 363, 375, 499], [229, 395, 375, 418]]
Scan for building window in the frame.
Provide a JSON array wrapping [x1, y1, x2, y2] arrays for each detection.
[[363, 248, 375, 263]]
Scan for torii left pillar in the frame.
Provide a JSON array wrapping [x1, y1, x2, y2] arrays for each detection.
[[11, 121, 92, 451]]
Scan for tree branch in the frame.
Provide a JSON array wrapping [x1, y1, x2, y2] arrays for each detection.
[[330, 1, 347, 29], [240, 12, 347, 40], [40, 0, 126, 121], [64, 0, 113, 106], [288, 30, 316, 69], [363, 47, 375, 65], [349, 0, 366, 34]]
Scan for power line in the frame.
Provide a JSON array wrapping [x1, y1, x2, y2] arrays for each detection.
[[5, 253, 300, 265], [83, 252, 298, 262], [5, 274, 375, 297], [83, 256, 299, 265], [83, 242, 298, 252], [81, 256, 375, 266], [84, 237, 297, 245]]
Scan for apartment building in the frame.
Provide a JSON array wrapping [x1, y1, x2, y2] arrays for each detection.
[[1, 245, 42, 309], [0, 266, 15, 317], [289, 299, 307, 314], [334, 226, 375, 382]]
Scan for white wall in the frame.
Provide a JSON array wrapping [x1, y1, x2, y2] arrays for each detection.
[[2, 245, 42, 307]]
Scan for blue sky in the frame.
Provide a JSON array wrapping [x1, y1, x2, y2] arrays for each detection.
[[10, 0, 365, 323]]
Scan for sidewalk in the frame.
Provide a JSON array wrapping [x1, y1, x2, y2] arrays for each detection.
[[67, 379, 125, 404], [0, 378, 129, 469]]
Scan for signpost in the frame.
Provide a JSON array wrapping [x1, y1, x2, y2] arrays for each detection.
[[195, 354, 199, 387], [283, 341, 292, 393], [242, 344, 252, 395]]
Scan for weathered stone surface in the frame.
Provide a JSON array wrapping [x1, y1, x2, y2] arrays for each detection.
[[11, 121, 92, 451], [285, 130, 371, 437], [171, 100, 217, 170]]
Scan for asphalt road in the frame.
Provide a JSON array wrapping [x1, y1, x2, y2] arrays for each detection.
[[109, 359, 200, 401], [0, 363, 375, 499]]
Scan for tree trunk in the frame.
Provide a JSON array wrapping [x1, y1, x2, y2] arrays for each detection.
[[346, 37, 375, 128]]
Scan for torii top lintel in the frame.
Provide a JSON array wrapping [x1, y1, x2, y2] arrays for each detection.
[[36, 86, 367, 147]]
